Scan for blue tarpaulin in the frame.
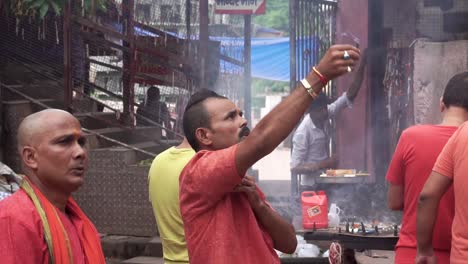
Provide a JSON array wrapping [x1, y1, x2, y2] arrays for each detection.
[[216, 37, 318, 82], [133, 26, 317, 82]]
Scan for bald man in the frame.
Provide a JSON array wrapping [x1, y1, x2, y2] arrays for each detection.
[[0, 109, 105, 264]]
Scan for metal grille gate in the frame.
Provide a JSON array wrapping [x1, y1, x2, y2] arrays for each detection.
[[289, 0, 337, 92]]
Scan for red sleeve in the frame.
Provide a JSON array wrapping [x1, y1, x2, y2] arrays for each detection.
[[0, 216, 48, 263], [386, 131, 409, 185], [180, 145, 243, 207], [433, 127, 459, 179]]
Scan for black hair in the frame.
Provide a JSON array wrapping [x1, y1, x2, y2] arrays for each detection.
[[147, 86, 161, 102], [443, 72, 468, 110], [307, 93, 328, 113], [182, 89, 227, 151]]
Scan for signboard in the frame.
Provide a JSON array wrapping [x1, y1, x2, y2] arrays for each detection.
[[214, 0, 266, 15]]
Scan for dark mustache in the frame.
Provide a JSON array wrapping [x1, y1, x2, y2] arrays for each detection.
[[239, 126, 251, 138]]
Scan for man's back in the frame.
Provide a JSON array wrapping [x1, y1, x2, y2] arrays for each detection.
[[432, 122, 468, 263], [148, 147, 195, 263], [386, 125, 456, 259], [137, 101, 169, 126]]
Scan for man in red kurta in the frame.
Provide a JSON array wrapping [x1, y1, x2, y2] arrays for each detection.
[[0, 109, 105, 264], [179, 45, 361, 264]]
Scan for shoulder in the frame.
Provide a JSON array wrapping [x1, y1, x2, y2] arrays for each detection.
[[400, 125, 435, 139], [0, 190, 42, 230], [181, 146, 236, 175], [296, 116, 312, 132], [153, 147, 175, 162]]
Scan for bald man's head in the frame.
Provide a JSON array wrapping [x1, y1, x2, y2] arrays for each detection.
[[17, 109, 88, 194], [17, 109, 79, 152]]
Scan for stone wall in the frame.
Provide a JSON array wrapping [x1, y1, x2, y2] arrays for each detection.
[[413, 40, 468, 125], [74, 149, 157, 237]]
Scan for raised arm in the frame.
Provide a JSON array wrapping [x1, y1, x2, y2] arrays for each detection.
[[346, 49, 368, 101], [235, 45, 360, 176], [291, 155, 338, 174]]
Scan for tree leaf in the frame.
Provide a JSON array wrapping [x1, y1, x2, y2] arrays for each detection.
[[39, 3, 49, 19], [49, 0, 61, 15], [29, 0, 46, 9]]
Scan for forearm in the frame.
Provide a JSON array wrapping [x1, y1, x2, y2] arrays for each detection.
[[346, 50, 367, 101], [416, 195, 439, 254], [292, 157, 337, 174], [253, 203, 297, 254]]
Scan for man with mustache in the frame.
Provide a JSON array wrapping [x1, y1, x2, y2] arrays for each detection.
[[0, 109, 105, 264], [179, 44, 360, 264]]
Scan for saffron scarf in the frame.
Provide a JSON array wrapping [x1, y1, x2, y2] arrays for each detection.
[[21, 177, 105, 264]]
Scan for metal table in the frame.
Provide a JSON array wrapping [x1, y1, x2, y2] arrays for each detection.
[[301, 230, 398, 250]]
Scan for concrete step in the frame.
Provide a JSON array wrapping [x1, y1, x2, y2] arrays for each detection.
[[121, 256, 164, 264], [101, 235, 163, 260], [90, 126, 162, 148], [77, 112, 120, 129]]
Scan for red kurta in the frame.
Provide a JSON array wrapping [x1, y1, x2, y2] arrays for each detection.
[[179, 145, 280, 264]]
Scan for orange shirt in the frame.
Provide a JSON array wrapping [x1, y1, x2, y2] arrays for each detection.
[[433, 121, 468, 264], [179, 145, 280, 264], [386, 125, 456, 264]]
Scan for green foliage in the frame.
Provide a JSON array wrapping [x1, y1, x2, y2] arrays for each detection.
[[6, 0, 107, 19], [252, 78, 288, 94], [139, 159, 153, 166], [254, 0, 289, 34]]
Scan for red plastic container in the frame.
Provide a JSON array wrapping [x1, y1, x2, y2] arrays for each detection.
[[302, 191, 328, 229]]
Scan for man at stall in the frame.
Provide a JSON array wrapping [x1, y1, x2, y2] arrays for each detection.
[[290, 51, 367, 185]]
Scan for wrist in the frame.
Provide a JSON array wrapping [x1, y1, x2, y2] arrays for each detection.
[[417, 246, 434, 256], [312, 66, 328, 86], [252, 200, 268, 214], [302, 72, 324, 96]]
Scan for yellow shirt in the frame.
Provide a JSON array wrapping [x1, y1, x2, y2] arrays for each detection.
[[148, 147, 195, 264]]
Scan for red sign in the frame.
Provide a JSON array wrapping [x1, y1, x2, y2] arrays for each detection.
[[214, 0, 266, 15]]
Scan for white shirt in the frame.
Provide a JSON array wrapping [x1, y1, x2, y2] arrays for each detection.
[[291, 92, 352, 185]]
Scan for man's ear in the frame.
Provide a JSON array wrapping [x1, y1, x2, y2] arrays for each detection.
[[21, 146, 38, 170], [195, 127, 213, 148], [440, 97, 446, 113]]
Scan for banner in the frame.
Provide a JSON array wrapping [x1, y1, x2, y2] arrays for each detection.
[[214, 0, 266, 15]]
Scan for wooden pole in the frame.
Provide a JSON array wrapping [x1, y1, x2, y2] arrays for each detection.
[[122, 0, 135, 126], [199, 0, 209, 89], [243, 15, 252, 126], [63, 1, 72, 111]]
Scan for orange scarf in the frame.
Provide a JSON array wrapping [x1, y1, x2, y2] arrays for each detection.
[[21, 177, 105, 264]]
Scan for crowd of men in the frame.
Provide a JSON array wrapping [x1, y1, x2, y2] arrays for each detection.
[[0, 44, 467, 264]]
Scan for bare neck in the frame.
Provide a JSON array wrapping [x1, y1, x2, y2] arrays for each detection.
[[27, 174, 69, 212], [176, 137, 192, 149], [440, 107, 468, 127]]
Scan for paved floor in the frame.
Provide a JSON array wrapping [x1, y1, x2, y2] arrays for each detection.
[[355, 250, 395, 264]]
